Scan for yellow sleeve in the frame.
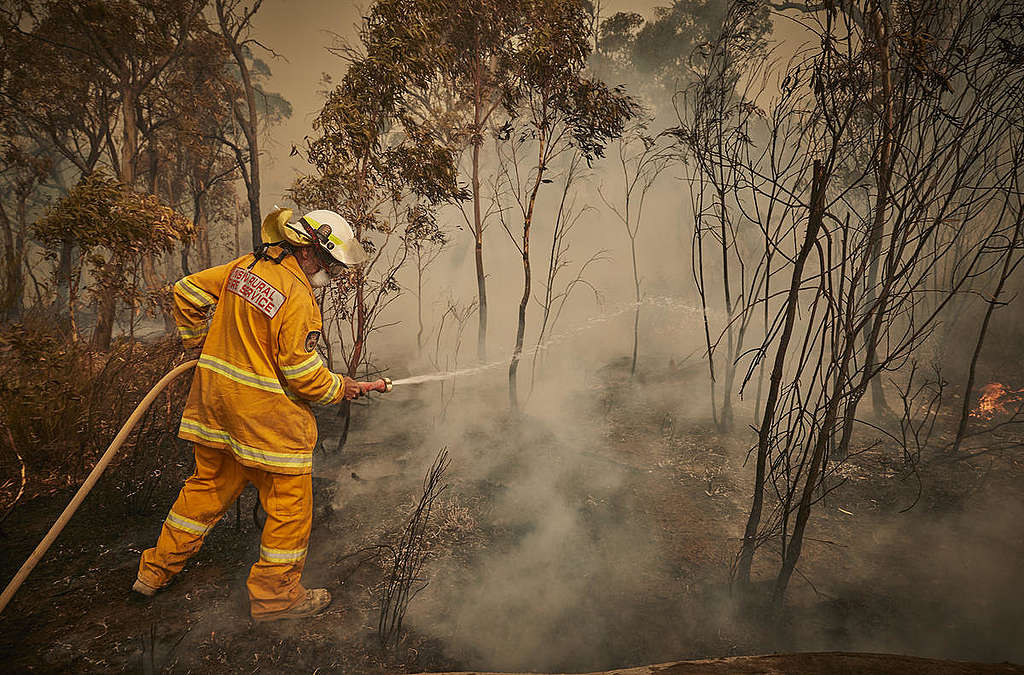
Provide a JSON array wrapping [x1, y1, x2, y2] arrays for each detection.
[[275, 291, 346, 405], [172, 262, 233, 348]]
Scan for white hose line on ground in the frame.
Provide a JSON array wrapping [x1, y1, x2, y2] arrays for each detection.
[[0, 359, 198, 615]]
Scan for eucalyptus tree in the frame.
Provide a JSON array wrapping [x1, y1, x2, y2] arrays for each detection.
[[528, 148, 604, 396], [0, 122, 50, 323], [599, 120, 675, 376], [596, 0, 770, 114], [438, 0, 523, 363], [5, 1, 292, 343], [154, 24, 287, 273], [6, 0, 208, 346], [0, 4, 112, 179], [499, 0, 637, 410], [0, 6, 51, 322], [673, 0, 771, 431], [214, 0, 289, 250], [765, 0, 954, 419], [15, 1, 206, 188], [2, 3, 118, 316], [355, 0, 635, 369], [355, 0, 524, 363], [163, 48, 241, 275], [292, 0, 466, 381], [594, 0, 771, 423], [33, 172, 192, 349]]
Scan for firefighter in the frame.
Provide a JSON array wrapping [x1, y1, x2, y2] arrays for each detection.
[[133, 206, 368, 622]]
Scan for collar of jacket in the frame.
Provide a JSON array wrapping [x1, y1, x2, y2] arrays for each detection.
[[257, 245, 315, 298]]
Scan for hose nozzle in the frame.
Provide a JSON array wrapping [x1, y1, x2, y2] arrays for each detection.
[[357, 377, 393, 395]]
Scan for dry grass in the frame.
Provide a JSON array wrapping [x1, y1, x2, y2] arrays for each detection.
[[0, 319, 189, 513]]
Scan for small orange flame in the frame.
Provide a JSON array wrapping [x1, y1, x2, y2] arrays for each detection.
[[971, 382, 1024, 420]]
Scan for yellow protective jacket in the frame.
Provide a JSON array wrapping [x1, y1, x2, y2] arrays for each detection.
[[172, 250, 345, 475]]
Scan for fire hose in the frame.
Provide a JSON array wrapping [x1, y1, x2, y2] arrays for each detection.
[[0, 360, 392, 615]]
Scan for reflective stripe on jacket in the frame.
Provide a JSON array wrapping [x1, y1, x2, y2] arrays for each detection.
[[172, 250, 345, 475]]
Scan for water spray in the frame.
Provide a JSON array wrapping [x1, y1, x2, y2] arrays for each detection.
[[389, 359, 510, 386], [387, 296, 704, 388]]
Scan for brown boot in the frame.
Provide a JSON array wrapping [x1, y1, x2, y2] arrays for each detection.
[[253, 588, 331, 623], [131, 577, 161, 598]]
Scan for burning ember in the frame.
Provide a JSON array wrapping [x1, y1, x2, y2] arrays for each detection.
[[971, 382, 1024, 420]]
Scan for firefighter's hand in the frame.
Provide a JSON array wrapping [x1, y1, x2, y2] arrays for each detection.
[[342, 376, 362, 400], [182, 346, 202, 363]]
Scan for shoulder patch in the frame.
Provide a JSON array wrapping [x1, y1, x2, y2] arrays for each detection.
[[226, 267, 286, 318], [304, 330, 321, 353]]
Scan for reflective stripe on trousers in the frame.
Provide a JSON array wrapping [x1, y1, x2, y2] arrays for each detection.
[[138, 443, 313, 617]]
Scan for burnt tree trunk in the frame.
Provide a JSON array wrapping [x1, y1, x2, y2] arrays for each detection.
[[509, 136, 547, 411], [630, 229, 640, 376], [736, 160, 828, 586], [718, 187, 735, 431], [91, 260, 122, 351], [91, 83, 140, 350], [953, 204, 1024, 452], [0, 202, 24, 323], [472, 100, 488, 363], [863, 0, 895, 420]]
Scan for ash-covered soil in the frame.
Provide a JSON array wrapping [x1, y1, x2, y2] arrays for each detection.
[[1, 357, 1022, 673]]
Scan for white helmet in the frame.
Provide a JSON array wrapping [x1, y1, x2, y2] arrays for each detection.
[[288, 209, 369, 266], [261, 206, 368, 266]]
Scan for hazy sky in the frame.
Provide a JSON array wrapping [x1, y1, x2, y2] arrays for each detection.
[[251, 0, 670, 213], [250, 0, 360, 210]]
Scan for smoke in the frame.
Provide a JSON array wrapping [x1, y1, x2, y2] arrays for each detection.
[[741, 476, 1024, 664], [372, 368, 670, 672], [320, 294, 731, 672], [318, 267, 1024, 671], [829, 482, 1024, 662]]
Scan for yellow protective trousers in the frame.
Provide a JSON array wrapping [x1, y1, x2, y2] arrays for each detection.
[[138, 443, 313, 618]]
